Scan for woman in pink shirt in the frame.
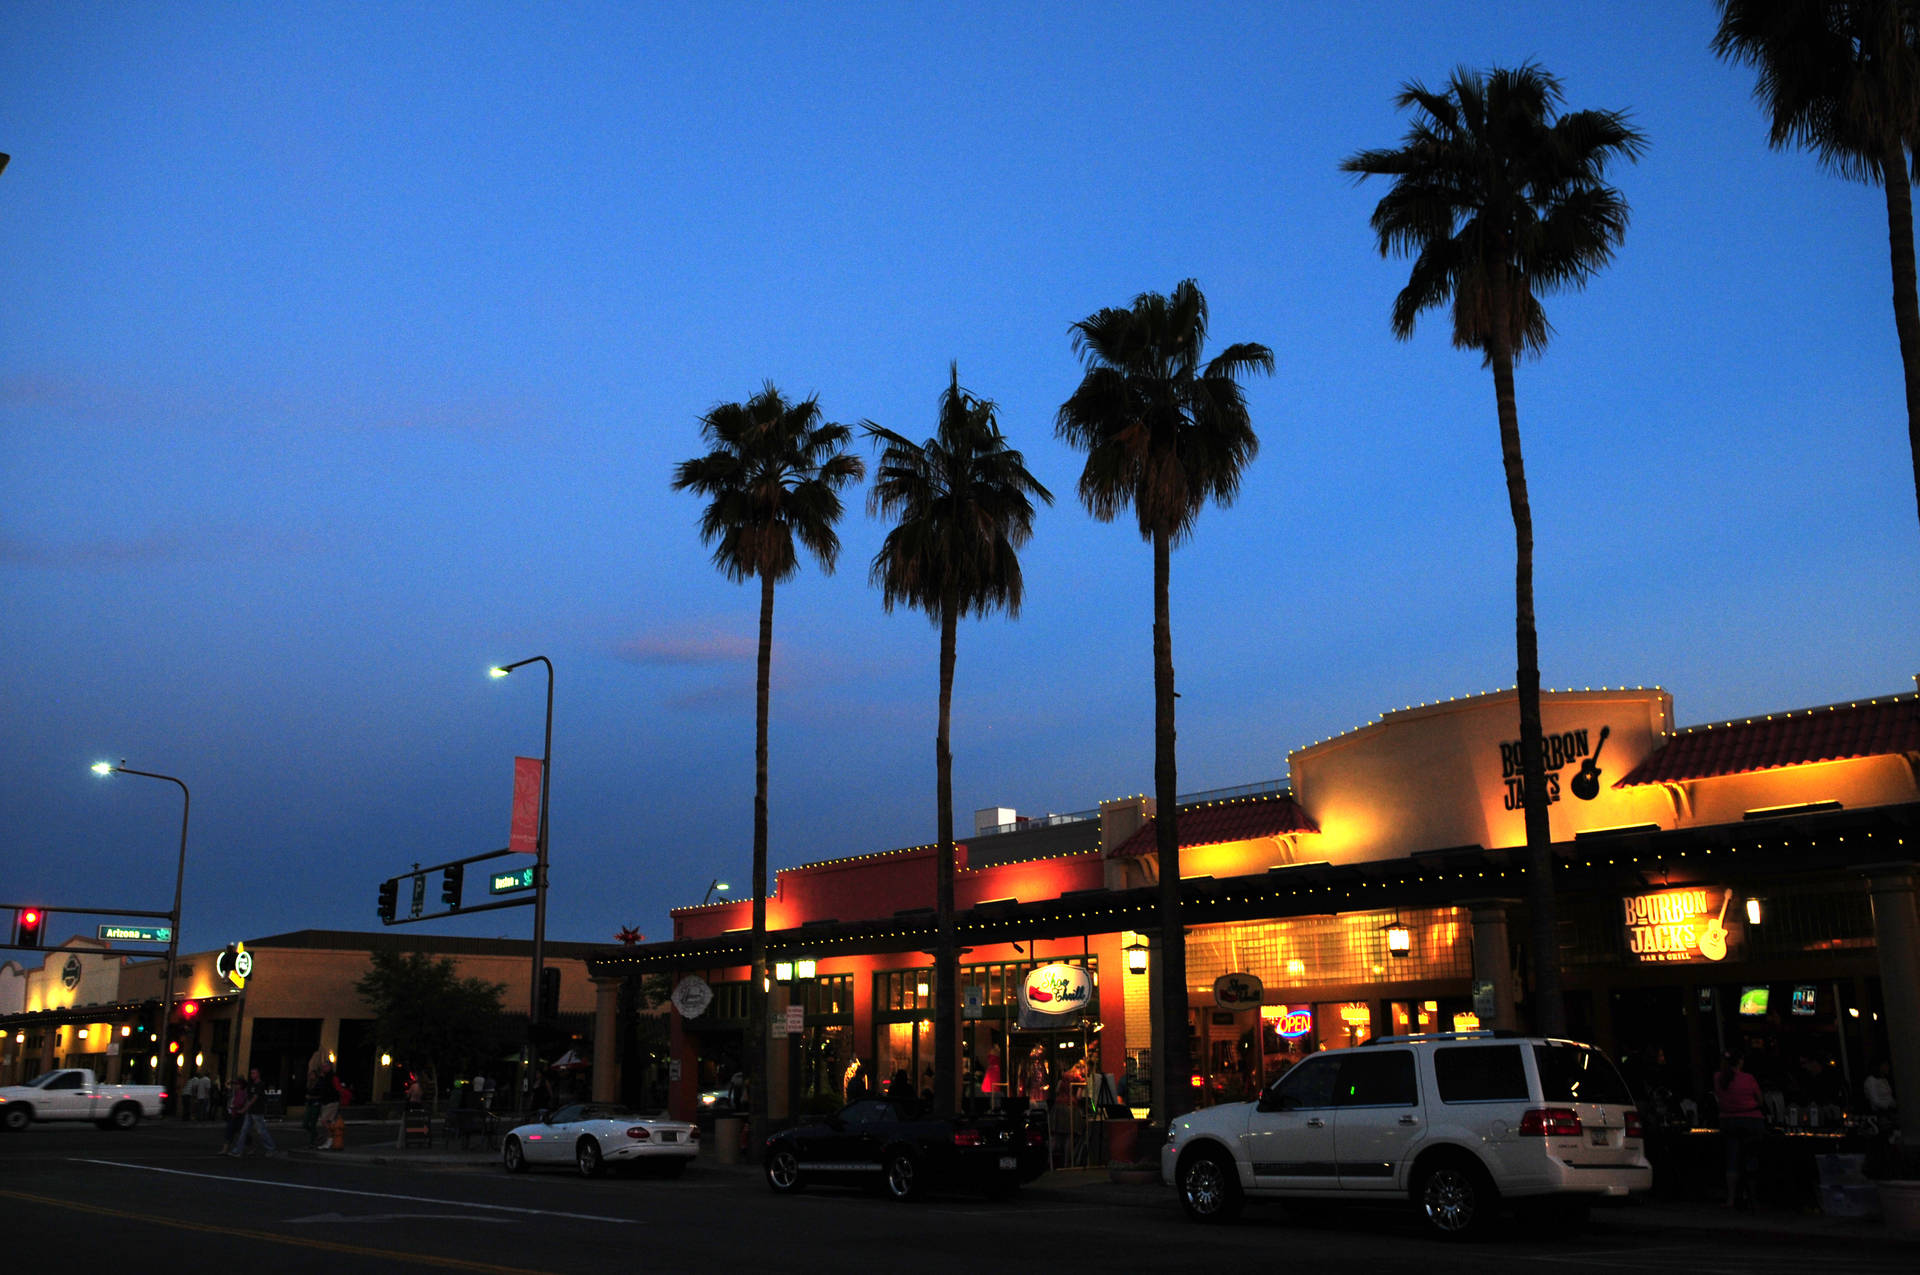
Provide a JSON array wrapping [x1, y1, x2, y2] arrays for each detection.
[[1714, 1052, 1767, 1207]]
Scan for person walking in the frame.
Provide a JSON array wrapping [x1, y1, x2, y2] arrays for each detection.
[[1714, 1051, 1767, 1208], [317, 1067, 351, 1150], [242, 1066, 279, 1156], [221, 1074, 250, 1155], [187, 1070, 212, 1121], [302, 1061, 332, 1149]]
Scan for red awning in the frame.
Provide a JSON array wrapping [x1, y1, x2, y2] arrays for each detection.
[[1615, 695, 1920, 787], [1109, 792, 1319, 859]]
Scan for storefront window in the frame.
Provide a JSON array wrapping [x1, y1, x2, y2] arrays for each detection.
[[1316, 1001, 1374, 1050]]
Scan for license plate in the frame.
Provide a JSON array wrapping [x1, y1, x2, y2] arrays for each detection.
[[1589, 1129, 1608, 1146], [660, 1131, 677, 1143], [998, 1155, 1017, 1170]]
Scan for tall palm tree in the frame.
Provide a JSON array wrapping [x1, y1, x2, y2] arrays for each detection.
[[1714, 1, 1920, 534], [1056, 280, 1272, 1124], [1343, 65, 1644, 1036], [865, 364, 1052, 1116], [672, 383, 863, 1154]]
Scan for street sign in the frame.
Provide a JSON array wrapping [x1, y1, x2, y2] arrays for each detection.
[[490, 866, 536, 895], [410, 872, 426, 919], [98, 924, 172, 943]]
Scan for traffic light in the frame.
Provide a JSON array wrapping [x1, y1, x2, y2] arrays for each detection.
[[440, 864, 463, 911], [377, 878, 398, 924], [16, 907, 44, 948], [177, 1000, 200, 1021], [539, 966, 560, 1020]]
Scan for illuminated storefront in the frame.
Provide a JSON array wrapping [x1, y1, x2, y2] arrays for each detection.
[[591, 683, 1920, 1140]]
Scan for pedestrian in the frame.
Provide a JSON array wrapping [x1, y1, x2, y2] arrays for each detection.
[[187, 1069, 212, 1120], [982, 1045, 1003, 1110], [221, 1074, 250, 1155], [395, 1071, 424, 1149], [1864, 1061, 1895, 1120], [238, 1067, 279, 1157], [1022, 1044, 1051, 1111], [304, 1060, 334, 1148], [318, 1068, 352, 1150], [844, 1059, 868, 1103], [1714, 1051, 1766, 1209]]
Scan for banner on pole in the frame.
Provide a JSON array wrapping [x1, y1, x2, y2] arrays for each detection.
[[510, 756, 543, 853]]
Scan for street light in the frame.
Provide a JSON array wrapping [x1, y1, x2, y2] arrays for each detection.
[[703, 878, 731, 905], [92, 760, 190, 1072], [1126, 938, 1150, 975], [490, 657, 553, 1073]]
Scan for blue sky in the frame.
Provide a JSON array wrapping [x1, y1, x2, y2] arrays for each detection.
[[4, 3, 1915, 957]]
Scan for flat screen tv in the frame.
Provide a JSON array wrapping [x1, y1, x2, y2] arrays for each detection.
[[1738, 986, 1770, 1016], [1790, 984, 1817, 1016]]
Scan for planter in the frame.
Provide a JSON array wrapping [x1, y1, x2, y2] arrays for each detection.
[[1881, 1180, 1920, 1233]]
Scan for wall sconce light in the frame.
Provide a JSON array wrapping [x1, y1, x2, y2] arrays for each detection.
[[381, 1053, 392, 1067], [148, 1055, 158, 1068], [1126, 939, 1149, 975], [794, 957, 817, 981], [1386, 922, 1412, 957], [1744, 897, 1764, 926], [915, 976, 930, 999], [14, 1033, 23, 1044], [774, 961, 794, 983], [120, 1026, 131, 1037], [78, 1028, 88, 1040]]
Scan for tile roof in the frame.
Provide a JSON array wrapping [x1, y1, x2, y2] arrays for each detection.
[[1615, 693, 1920, 787], [1109, 792, 1319, 859]]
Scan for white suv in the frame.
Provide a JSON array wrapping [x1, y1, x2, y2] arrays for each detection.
[[1162, 1031, 1651, 1238]]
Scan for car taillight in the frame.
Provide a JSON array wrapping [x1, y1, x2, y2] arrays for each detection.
[[159, 1092, 168, 1102], [1623, 1109, 1643, 1139], [626, 1126, 652, 1140], [953, 1128, 983, 1147], [687, 1126, 700, 1142], [1517, 1108, 1583, 1137], [1026, 1125, 1045, 1148]]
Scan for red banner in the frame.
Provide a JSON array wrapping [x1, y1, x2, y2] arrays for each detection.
[[510, 756, 543, 853]]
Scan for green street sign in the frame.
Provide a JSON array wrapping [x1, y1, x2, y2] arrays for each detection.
[[490, 866, 536, 895], [98, 924, 172, 943]]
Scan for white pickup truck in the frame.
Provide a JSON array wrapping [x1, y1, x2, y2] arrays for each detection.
[[0, 1068, 168, 1130]]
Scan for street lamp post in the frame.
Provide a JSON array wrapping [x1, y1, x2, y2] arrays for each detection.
[[490, 657, 553, 1081], [92, 761, 189, 1093], [702, 878, 731, 906]]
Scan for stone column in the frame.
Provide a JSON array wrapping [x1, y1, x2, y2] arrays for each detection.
[[1462, 900, 1522, 1032], [1861, 862, 1920, 1166], [591, 976, 622, 1102]]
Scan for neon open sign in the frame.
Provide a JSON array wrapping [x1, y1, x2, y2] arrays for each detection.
[[1277, 1008, 1313, 1038]]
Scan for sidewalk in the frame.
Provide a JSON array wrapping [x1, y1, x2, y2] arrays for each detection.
[[288, 1125, 1918, 1249]]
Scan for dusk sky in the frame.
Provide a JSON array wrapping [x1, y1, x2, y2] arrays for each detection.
[[5, 3, 1917, 962]]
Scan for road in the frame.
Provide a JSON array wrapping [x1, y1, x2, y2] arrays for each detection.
[[1, 1122, 1909, 1275]]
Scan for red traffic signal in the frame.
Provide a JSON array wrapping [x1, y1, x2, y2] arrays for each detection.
[[16, 908, 44, 948], [178, 1000, 200, 1019]]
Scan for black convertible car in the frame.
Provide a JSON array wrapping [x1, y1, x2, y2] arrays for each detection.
[[764, 1098, 1048, 1201]]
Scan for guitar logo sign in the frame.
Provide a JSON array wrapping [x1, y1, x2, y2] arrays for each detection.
[[1498, 725, 1609, 810]]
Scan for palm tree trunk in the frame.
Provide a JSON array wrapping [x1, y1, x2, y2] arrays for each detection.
[[1490, 278, 1564, 1038], [1878, 140, 1920, 535], [1151, 523, 1189, 1123], [934, 599, 959, 1116], [749, 570, 773, 1160]]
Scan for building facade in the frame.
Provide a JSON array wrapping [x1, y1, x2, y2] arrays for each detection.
[[589, 681, 1920, 1154]]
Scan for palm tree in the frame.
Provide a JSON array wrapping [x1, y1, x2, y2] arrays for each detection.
[[1714, 1, 1920, 534], [865, 365, 1053, 1116], [672, 383, 863, 1154], [1056, 280, 1272, 1123], [1342, 65, 1644, 1036]]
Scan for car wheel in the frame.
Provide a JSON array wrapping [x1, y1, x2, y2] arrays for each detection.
[[1178, 1147, 1243, 1222], [1416, 1155, 1496, 1240], [883, 1150, 920, 1202], [502, 1137, 527, 1174], [765, 1147, 804, 1193], [110, 1103, 140, 1131], [576, 1137, 605, 1178], [3, 1105, 31, 1132]]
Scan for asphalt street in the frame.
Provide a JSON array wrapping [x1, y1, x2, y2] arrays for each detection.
[[1, 1121, 1912, 1275]]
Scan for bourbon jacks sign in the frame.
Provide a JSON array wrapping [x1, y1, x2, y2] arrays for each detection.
[[1622, 886, 1739, 963], [1497, 725, 1613, 810]]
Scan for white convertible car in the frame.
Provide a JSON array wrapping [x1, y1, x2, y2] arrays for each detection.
[[502, 1103, 700, 1178]]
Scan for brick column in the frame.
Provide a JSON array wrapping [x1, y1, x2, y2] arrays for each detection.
[[591, 976, 622, 1102]]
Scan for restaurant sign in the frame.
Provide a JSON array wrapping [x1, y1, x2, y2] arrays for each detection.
[[1019, 963, 1094, 1030], [1622, 886, 1738, 963], [1214, 972, 1264, 1010]]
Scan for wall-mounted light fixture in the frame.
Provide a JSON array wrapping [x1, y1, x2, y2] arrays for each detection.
[[1386, 921, 1412, 958], [774, 961, 794, 983], [1744, 897, 1764, 926], [1126, 938, 1149, 975], [794, 957, 817, 981]]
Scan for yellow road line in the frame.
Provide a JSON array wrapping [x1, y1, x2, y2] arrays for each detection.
[[0, 1188, 558, 1275]]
